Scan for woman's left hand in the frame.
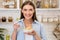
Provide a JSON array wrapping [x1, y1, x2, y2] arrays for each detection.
[[24, 30, 36, 36], [24, 30, 41, 40]]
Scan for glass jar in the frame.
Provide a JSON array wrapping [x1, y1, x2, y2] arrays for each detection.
[[2, 16, 6, 22], [6, 34, 10, 40], [51, 0, 58, 8], [36, 0, 41, 8], [44, 0, 50, 8], [8, 17, 13, 22], [6, 30, 10, 40]]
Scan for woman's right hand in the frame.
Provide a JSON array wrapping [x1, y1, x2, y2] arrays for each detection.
[[12, 23, 20, 40], [13, 23, 20, 31]]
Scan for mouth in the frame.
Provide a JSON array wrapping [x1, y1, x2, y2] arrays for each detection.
[[25, 14, 31, 17]]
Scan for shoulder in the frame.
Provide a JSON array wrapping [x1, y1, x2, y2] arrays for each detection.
[[34, 20, 42, 26], [16, 19, 24, 27], [34, 20, 44, 28], [17, 19, 24, 24], [18, 19, 23, 23]]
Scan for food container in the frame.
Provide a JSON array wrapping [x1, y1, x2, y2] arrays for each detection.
[[53, 17, 58, 22], [5, 0, 10, 2], [36, 0, 41, 8], [44, 0, 50, 8], [2, 16, 6, 22], [52, 0, 58, 8], [48, 17, 54, 22], [6, 34, 10, 40], [3, 0, 16, 8], [42, 17, 48, 23], [23, 27, 33, 40], [8, 17, 13, 22]]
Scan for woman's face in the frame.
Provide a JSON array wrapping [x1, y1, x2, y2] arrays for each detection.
[[22, 4, 34, 20]]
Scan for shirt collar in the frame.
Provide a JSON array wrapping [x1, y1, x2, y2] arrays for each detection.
[[19, 18, 38, 24]]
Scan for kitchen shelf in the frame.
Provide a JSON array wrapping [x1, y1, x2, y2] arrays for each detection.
[[0, 8, 19, 10], [0, 22, 14, 24], [0, 8, 60, 11], [19, 8, 60, 11], [0, 0, 60, 11], [36, 8, 60, 10]]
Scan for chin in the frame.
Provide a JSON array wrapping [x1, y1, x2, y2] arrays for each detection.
[[25, 17, 32, 20], [26, 18, 31, 20]]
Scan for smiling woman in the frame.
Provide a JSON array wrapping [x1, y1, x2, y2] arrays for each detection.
[[20, 1, 37, 21], [21, 5, 35, 20], [12, 1, 46, 40]]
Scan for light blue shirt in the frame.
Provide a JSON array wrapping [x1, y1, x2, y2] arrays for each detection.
[[17, 19, 46, 40]]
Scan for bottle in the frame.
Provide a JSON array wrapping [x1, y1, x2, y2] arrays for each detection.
[[6, 31, 10, 40], [6, 34, 10, 40]]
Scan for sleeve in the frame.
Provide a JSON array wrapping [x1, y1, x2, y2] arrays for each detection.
[[40, 24, 47, 40], [13, 19, 24, 40], [17, 30, 24, 40]]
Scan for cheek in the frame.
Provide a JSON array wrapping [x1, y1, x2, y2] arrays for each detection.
[[23, 13, 25, 17], [30, 11, 34, 16], [31, 13, 33, 16], [23, 12, 34, 16], [22, 10, 34, 17], [22, 11, 26, 16]]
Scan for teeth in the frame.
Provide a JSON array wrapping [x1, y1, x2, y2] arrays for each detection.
[[26, 15, 31, 17]]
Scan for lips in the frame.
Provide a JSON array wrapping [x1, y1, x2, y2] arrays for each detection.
[[25, 14, 32, 17]]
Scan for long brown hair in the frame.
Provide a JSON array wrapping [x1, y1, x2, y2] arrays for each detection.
[[20, 1, 38, 21]]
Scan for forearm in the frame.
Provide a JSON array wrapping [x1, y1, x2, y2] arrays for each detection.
[[12, 30, 17, 40], [34, 33, 41, 40]]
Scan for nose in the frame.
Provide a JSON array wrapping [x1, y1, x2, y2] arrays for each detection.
[[26, 10, 30, 14]]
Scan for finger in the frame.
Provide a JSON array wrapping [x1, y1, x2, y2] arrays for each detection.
[[14, 24, 20, 27], [24, 32, 30, 34], [27, 33, 32, 35], [27, 32, 33, 35], [24, 32, 28, 34]]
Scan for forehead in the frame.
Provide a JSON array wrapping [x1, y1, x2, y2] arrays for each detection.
[[23, 4, 34, 9]]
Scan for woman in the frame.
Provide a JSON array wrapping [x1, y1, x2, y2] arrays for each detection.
[[12, 1, 46, 40]]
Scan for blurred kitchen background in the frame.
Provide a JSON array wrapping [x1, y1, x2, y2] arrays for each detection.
[[0, 0, 60, 40]]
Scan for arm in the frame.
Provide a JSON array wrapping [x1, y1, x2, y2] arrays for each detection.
[[12, 23, 20, 40], [32, 23, 46, 40], [12, 30, 17, 40], [25, 30, 42, 40], [34, 32, 42, 40]]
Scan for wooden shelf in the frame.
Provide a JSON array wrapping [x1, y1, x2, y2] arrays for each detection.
[[0, 8, 19, 10], [36, 8, 60, 10], [19, 8, 60, 11]]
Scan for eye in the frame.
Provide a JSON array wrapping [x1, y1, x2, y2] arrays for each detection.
[[23, 9, 27, 11], [29, 9, 33, 11]]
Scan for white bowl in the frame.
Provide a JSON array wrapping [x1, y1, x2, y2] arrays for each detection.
[[23, 29, 33, 33]]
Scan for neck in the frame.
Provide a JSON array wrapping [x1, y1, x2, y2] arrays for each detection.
[[24, 19, 33, 24]]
